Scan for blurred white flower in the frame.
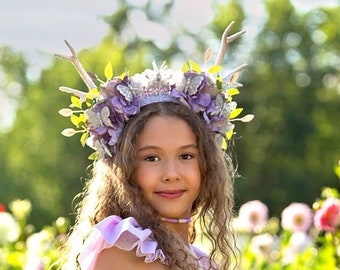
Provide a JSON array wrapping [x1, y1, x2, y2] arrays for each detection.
[[281, 202, 313, 233], [24, 230, 55, 270], [26, 230, 54, 256], [289, 231, 313, 252], [0, 212, 20, 243], [234, 231, 252, 252], [249, 233, 277, 258], [237, 200, 269, 233], [24, 256, 44, 270], [282, 231, 313, 264]]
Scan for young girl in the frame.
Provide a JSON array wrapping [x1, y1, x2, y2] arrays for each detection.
[[57, 21, 251, 270]]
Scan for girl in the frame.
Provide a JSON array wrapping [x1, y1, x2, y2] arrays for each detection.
[[57, 21, 251, 270]]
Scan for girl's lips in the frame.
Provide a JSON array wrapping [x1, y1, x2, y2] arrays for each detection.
[[156, 190, 185, 199]]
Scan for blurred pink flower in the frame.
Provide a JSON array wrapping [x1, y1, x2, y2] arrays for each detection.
[[314, 198, 340, 232], [0, 203, 5, 212], [281, 203, 313, 233], [238, 200, 268, 233]]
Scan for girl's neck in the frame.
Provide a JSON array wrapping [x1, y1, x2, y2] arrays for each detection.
[[161, 217, 192, 243]]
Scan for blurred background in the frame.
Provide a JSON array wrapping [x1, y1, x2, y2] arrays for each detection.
[[1, 0, 339, 229]]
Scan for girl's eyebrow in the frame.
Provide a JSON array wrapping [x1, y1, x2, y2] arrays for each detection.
[[137, 144, 198, 152]]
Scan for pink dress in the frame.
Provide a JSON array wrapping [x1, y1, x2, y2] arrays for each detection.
[[79, 215, 212, 269]]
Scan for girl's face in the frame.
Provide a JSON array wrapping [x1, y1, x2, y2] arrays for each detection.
[[135, 115, 201, 219]]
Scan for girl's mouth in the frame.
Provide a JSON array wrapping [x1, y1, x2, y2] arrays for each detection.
[[156, 190, 185, 199]]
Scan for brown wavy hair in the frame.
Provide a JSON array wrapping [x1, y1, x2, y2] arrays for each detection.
[[60, 102, 238, 269]]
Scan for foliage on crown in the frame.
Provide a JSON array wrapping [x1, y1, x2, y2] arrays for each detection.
[[59, 59, 253, 159]]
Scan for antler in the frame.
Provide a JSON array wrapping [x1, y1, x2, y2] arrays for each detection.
[[55, 40, 97, 90], [215, 21, 246, 65]]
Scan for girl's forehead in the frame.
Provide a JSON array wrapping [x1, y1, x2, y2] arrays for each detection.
[[137, 115, 197, 148]]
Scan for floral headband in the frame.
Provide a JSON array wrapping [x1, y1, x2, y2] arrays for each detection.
[[56, 21, 253, 159]]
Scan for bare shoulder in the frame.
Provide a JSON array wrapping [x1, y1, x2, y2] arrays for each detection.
[[93, 246, 169, 270]]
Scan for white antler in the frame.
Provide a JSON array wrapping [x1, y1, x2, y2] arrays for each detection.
[[55, 40, 97, 90], [215, 21, 246, 65]]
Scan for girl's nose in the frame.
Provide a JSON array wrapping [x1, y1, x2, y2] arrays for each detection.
[[162, 160, 180, 182]]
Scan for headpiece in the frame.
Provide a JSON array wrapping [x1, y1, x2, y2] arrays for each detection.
[[56, 21, 253, 159]]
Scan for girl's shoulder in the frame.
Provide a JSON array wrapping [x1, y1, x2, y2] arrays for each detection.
[[93, 245, 168, 270], [79, 215, 167, 270]]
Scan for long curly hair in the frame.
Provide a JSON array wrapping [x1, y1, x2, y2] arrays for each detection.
[[60, 102, 238, 270]]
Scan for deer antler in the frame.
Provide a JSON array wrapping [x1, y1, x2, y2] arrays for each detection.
[[55, 40, 96, 90], [215, 21, 246, 65]]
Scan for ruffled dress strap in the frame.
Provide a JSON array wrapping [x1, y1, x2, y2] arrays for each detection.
[[190, 245, 215, 270], [79, 215, 167, 270]]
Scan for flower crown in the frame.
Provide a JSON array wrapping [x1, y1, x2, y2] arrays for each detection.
[[56, 21, 253, 159]]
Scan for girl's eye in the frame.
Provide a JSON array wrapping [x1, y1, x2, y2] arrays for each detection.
[[144, 155, 160, 162], [180, 153, 194, 160]]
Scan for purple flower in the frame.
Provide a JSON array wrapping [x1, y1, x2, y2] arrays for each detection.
[[186, 93, 211, 112], [107, 127, 122, 146], [182, 72, 216, 94], [100, 77, 123, 98], [173, 72, 214, 114], [110, 96, 139, 116]]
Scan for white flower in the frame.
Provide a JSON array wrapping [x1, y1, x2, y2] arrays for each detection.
[[282, 232, 313, 264], [26, 230, 54, 256], [24, 256, 44, 270], [281, 203, 313, 233], [289, 231, 313, 252], [249, 233, 277, 258], [238, 200, 269, 233], [24, 230, 55, 270], [0, 212, 20, 243]]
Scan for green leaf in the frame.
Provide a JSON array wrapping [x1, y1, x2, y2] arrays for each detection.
[[181, 63, 190, 73], [230, 108, 243, 119], [88, 152, 98, 160], [71, 96, 82, 109], [87, 88, 99, 100], [104, 62, 113, 80], [208, 65, 222, 74], [334, 162, 340, 179], [187, 60, 201, 73], [226, 129, 233, 140], [80, 132, 88, 147], [119, 71, 127, 80], [216, 75, 222, 90], [78, 114, 87, 126], [70, 114, 80, 127], [227, 88, 240, 96], [86, 88, 98, 107], [221, 137, 227, 150]]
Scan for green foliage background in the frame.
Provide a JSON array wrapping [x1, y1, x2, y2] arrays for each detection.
[[0, 0, 339, 229]]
